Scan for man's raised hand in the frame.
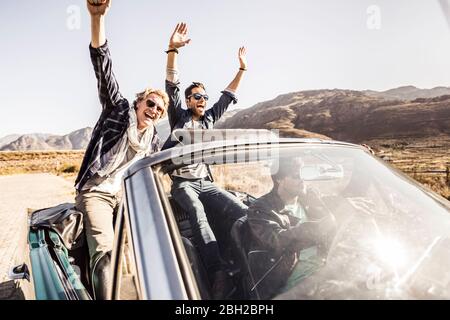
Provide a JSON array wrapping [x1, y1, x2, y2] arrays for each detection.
[[169, 23, 191, 49], [238, 46, 247, 70]]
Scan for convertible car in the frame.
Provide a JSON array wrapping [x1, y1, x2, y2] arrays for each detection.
[[11, 129, 450, 300]]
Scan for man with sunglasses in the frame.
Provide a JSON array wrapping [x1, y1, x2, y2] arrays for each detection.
[[74, 0, 169, 300], [163, 23, 248, 299], [247, 158, 336, 299]]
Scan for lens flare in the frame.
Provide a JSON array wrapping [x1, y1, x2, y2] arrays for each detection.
[[374, 237, 408, 270]]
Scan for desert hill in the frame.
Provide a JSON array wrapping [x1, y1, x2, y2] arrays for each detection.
[[0, 128, 93, 151], [216, 88, 450, 144], [364, 85, 450, 101]]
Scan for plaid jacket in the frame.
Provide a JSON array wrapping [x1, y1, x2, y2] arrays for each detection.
[[75, 41, 160, 191]]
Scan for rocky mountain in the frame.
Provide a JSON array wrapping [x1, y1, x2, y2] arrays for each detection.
[[363, 86, 450, 101], [215, 108, 244, 126], [215, 88, 450, 144], [0, 134, 21, 149], [0, 128, 93, 151]]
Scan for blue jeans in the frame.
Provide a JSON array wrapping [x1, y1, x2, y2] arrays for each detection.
[[171, 177, 247, 273]]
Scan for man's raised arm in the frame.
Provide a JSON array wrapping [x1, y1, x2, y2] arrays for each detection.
[[208, 47, 247, 122], [166, 23, 191, 83], [165, 23, 191, 128], [225, 47, 247, 93]]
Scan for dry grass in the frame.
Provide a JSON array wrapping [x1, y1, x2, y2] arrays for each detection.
[[0, 151, 84, 180], [370, 137, 450, 200], [412, 175, 450, 199]]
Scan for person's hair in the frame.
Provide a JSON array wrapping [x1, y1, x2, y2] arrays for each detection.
[[133, 88, 169, 118], [270, 157, 303, 189], [184, 82, 206, 100]]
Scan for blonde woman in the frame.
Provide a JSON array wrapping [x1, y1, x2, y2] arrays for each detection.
[[75, 0, 169, 299]]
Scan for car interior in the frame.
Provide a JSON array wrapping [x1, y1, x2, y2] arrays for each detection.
[[167, 184, 336, 300], [168, 192, 254, 299]]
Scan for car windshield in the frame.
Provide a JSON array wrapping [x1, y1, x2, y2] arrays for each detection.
[[160, 144, 450, 299]]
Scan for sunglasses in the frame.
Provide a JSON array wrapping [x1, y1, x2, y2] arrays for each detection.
[[189, 93, 209, 101], [146, 100, 164, 114]]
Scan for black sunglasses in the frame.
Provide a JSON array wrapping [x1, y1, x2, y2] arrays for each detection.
[[146, 100, 164, 113], [189, 93, 209, 101]]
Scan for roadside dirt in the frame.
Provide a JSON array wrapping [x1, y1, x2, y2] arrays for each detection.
[[0, 173, 75, 300]]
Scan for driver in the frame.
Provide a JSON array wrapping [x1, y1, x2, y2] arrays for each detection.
[[247, 157, 336, 299]]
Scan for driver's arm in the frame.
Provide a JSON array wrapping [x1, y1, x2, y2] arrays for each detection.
[[248, 208, 335, 253], [282, 216, 336, 251], [247, 207, 306, 254]]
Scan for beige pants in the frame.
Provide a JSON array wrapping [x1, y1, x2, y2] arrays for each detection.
[[75, 190, 121, 268]]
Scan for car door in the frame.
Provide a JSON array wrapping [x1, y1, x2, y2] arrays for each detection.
[[111, 166, 200, 300], [110, 204, 141, 300]]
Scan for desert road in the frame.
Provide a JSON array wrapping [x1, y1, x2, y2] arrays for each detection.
[[0, 173, 74, 299]]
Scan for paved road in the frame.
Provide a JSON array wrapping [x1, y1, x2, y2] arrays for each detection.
[[0, 173, 75, 300]]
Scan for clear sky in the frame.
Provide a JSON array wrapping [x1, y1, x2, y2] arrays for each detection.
[[1, 0, 449, 137]]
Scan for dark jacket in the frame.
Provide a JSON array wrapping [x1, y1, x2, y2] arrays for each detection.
[[161, 80, 237, 150], [75, 41, 160, 191], [247, 188, 335, 299]]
